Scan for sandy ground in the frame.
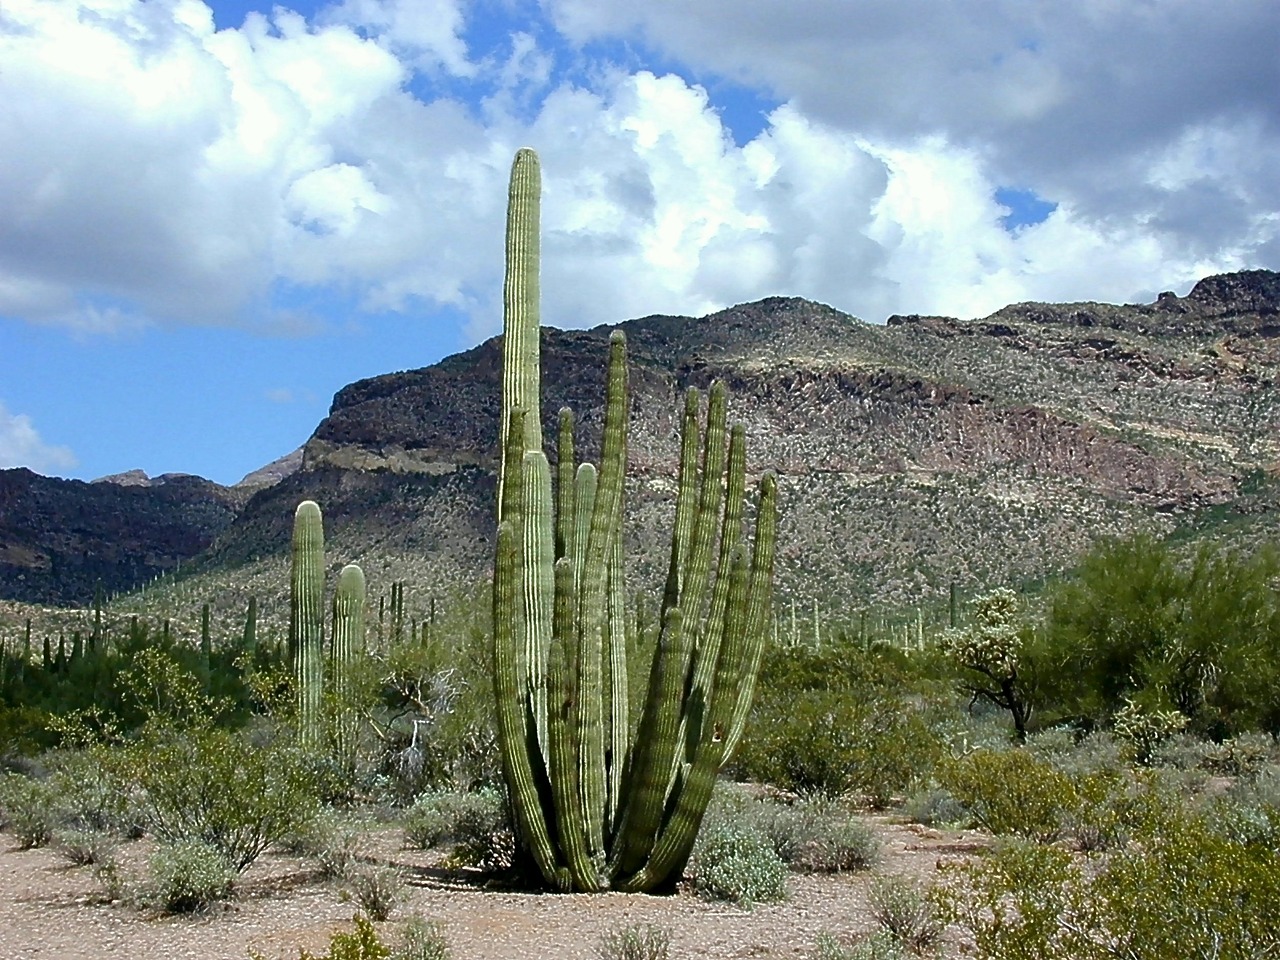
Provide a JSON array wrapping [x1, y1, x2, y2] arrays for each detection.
[[0, 818, 985, 960]]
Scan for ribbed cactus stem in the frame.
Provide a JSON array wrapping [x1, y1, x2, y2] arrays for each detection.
[[290, 499, 325, 751], [499, 147, 543, 514], [490, 148, 776, 894], [331, 563, 365, 764]]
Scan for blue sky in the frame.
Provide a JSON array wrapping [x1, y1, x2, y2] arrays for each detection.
[[1, 0, 1276, 485]]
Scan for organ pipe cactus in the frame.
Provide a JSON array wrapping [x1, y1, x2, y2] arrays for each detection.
[[290, 499, 325, 750], [493, 148, 778, 893]]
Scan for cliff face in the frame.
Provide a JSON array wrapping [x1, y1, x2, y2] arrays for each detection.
[[5, 269, 1279, 611], [201, 269, 1280, 611], [0, 469, 245, 605]]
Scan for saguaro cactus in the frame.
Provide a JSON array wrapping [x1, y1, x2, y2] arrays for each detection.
[[492, 148, 778, 893], [291, 499, 326, 750], [330, 562, 366, 765]]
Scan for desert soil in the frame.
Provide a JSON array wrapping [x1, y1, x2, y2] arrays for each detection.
[[0, 818, 985, 960]]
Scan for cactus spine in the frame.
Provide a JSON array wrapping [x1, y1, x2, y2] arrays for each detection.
[[290, 499, 325, 750], [493, 148, 778, 893]]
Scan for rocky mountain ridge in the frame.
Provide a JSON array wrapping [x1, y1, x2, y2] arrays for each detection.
[[3, 269, 1278, 612]]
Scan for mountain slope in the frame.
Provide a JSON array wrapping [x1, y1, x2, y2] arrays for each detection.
[[192, 269, 1280, 619], [3, 269, 1277, 620]]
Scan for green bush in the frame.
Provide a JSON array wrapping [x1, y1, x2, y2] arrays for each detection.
[[1041, 535, 1280, 737], [53, 827, 118, 866], [147, 839, 235, 912], [252, 915, 391, 960], [901, 786, 966, 827], [939, 815, 1280, 960], [341, 863, 406, 922], [595, 922, 672, 960], [0, 772, 58, 848], [394, 914, 451, 960], [813, 931, 905, 960], [126, 726, 320, 871], [867, 875, 945, 955], [44, 747, 145, 837], [734, 644, 944, 804], [941, 748, 1076, 841], [1202, 731, 1277, 778], [759, 800, 880, 873], [689, 818, 788, 907], [404, 787, 511, 871], [287, 809, 364, 880]]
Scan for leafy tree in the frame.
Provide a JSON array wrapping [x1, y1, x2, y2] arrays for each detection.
[[939, 588, 1039, 741], [1042, 534, 1280, 737]]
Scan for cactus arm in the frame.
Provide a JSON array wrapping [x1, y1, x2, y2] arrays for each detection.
[[494, 514, 563, 889], [618, 544, 751, 892], [681, 422, 747, 761], [555, 408, 576, 562], [604, 533, 629, 841], [547, 557, 603, 890], [522, 449, 555, 747], [576, 331, 628, 858], [499, 148, 543, 515], [608, 605, 692, 879], [725, 472, 778, 757], [662, 388, 703, 610]]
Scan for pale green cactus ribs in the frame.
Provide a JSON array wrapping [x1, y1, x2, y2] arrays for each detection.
[[492, 148, 779, 893], [291, 500, 326, 751]]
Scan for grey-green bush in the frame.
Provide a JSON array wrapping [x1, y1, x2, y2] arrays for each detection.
[[868, 875, 945, 954], [595, 922, 672, 960], [147, 839, 235, 912], [689, 818, 787, 907]]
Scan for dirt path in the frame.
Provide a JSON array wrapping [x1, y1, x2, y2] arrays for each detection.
[[0, 819, 984, 959]]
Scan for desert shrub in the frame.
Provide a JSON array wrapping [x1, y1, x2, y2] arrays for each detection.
[[595, 922, 672, 960], [126, 726, 320, 871], [762, 800, 880, 873], [868, 875, 945, 955], [252, 914, 392, 960], [939, 815, 1280, 960], [1112, 698, 1187, 765], [737, 689, 941, 803], [813, 931, 905, 960], [341, 863, 406, 921], [735, 644, 944, 804], [1026, 728, 1127, 780], [1202, 731, 1277, 778], [940, 747, 1076, 841], [53, 827, 118, 866], [1211, 767, 1280, 850], [1148, 731, 1214, 773], [404, 787, 512, 870], [689, 818, 787, 907], [1059, 769, 1132, 853], [288, 809, 364, 880], [901, 786, 966, 827], [394, 914, 451, 960], [44, 746, 144, 837], [0, 772, 58, 848], [146, 839, 235, 912]]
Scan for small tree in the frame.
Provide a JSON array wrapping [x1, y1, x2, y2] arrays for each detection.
[[940, 588, 1037, 741]]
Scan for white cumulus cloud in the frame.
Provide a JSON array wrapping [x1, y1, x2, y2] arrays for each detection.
[[0, 0, 1273, 344], [0, 402, 78, 473]]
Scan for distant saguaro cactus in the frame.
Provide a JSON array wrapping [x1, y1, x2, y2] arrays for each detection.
[[290, 499, 325, 750], [492, 148, 778, 893]]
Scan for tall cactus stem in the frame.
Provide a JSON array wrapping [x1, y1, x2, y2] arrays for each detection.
[[290, 499, 325, 751]]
